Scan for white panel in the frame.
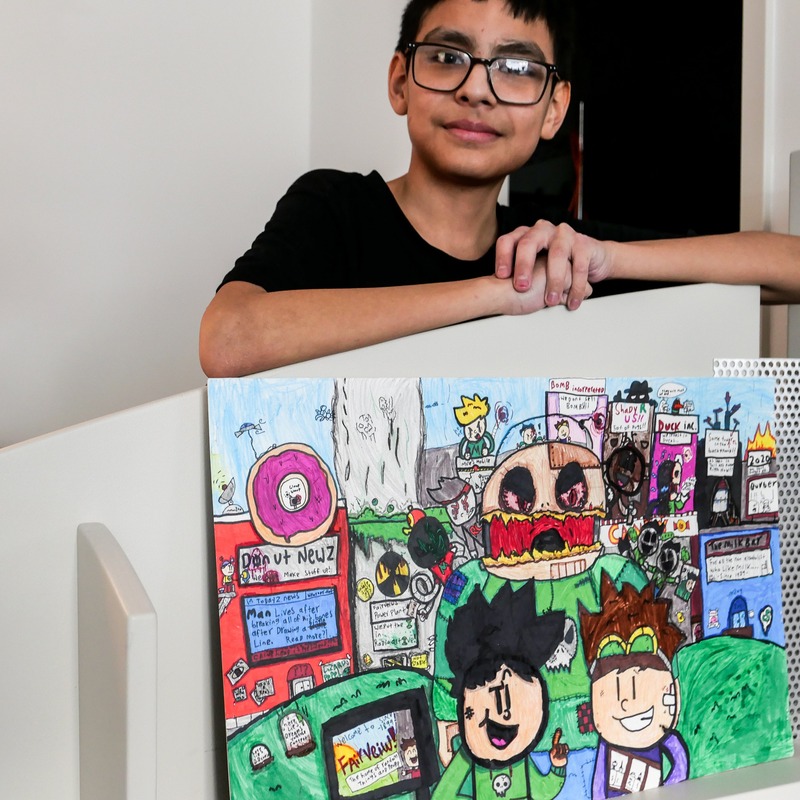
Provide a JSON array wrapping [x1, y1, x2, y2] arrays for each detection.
[[768, 2, 800, 232], [78, 523, 157, 800], [310, 0, 410, 179], [0, 389, 218, 800]]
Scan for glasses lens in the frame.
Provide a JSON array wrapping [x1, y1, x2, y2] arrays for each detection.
[[412, 44, 471, 91], [491, 58, 549, 104]]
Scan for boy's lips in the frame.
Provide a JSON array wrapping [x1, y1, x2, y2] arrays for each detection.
[[443, 119, 501, 143]]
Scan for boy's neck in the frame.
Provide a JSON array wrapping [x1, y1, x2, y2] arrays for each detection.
[[387, 170, 503, 261]]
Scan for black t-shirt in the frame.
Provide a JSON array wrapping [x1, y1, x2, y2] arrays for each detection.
[[221, 169, 679, 297]]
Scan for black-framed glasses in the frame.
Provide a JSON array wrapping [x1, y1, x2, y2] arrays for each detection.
[[406, 42, 558, 106]]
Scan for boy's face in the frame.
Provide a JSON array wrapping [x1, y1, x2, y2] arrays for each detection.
[[389, 0, 569, 187], [591, 665, 679, 750], [403, 743, 419, 767], [464, 415, 486, 441], [461, 663, 544, 764]]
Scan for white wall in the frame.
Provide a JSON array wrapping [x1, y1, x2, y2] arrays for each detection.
[[310, 0, 410, 179], [0, 1, 313, 447]]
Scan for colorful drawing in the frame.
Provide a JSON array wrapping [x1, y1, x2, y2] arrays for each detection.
[[207, 376, 793, 800]]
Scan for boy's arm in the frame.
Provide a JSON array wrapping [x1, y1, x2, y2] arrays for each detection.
[[199, 268, 570, 377], [497, 221, 800, 306], [607, 231, 800, 304]]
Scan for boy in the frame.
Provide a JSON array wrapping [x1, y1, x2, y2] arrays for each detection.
[[200, 0, 800, 377]]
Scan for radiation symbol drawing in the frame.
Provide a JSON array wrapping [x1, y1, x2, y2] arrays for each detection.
[[375, 552, 411, 597]]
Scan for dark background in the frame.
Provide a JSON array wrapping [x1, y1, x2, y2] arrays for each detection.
[[509, 2, 743, 236]]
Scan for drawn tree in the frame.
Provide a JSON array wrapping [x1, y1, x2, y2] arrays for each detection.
[[333, 378, 423, 515]]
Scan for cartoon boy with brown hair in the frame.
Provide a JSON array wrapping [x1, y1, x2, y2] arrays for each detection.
[[579, 576, 688, 798]]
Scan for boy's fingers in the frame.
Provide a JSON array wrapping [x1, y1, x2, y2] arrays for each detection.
[[513, 222, 556, 292], [567, 236, 592, 310], [543, 225, 576, 305], [496, 223, 556, 290], [495, 226, 530, 279]]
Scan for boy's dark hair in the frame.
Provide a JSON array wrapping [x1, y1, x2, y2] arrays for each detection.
[[445, 582, 564, 697], [397, 0, 576, 79]]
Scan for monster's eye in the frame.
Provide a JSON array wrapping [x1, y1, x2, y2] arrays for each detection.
[[499, 466, 536, 514], [555, 461, 588, 511]]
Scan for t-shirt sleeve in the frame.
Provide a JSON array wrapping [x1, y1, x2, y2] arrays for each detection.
[[217, 170, 351, 292]]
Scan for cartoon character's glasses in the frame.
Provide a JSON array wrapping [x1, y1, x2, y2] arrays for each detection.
[[596, 626, 659, 660]]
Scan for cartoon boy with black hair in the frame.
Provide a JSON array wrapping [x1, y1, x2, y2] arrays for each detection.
[[579, 576, 689, 798], [518, 423, 538, 449], [433, 582, 569, 799]]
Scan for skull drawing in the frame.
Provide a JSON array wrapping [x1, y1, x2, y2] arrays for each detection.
[[492, 774, 511, 797], [545, 617, 578, 672], [480, 442, 606, 580]]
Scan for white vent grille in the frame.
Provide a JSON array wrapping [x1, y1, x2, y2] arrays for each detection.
[[715, 358, 800, 738]]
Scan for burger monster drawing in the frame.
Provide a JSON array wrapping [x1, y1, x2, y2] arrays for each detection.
[[479, 441, 606, 580]]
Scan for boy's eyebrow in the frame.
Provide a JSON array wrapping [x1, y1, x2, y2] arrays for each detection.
[[419, 27, 548, 62], [420, 26, 474, 49], [493, 39, 548, 62]]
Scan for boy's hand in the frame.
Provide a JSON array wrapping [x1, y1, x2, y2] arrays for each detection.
[[495, 220, 612, 311]]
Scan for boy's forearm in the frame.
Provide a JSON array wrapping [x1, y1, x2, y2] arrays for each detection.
[[199, 276, 531, 377], [605, 231, 800, 304]]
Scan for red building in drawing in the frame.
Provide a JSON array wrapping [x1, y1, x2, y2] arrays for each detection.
[[214, 505, 353, 728]]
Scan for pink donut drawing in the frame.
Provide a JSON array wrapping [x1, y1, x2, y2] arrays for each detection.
[[246, 443, 336, 545]]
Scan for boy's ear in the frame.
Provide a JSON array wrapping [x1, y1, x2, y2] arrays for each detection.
[[540, 80, 571, 141], [388, 51, 410, 116]]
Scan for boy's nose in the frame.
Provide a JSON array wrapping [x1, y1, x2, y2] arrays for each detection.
[[456, 62, 496, 105]]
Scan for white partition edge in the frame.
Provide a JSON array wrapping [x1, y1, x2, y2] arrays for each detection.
[[77, 523, 158, 800]]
